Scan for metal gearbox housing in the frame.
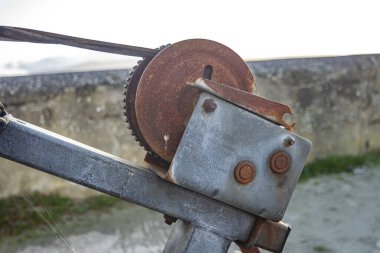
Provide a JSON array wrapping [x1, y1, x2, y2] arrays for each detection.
[[168, 93, 311, 221]]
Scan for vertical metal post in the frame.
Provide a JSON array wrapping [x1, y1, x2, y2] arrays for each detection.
[[163, 220, 231, 253]]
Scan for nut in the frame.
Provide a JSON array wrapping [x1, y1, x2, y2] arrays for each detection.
[[164, 214, 177, 225], [234, 161, 256, 184], [270, 152, 291, 174], [202, 99, 217, 113]]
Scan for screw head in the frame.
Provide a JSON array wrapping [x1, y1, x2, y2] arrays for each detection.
[[202, 99, 217, 113], [270, 152, 291, 174], [234, 161, 256, 184], [284, 136, 295, 147]]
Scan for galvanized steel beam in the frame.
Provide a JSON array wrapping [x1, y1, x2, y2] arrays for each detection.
[[0, 115, 255, 242]]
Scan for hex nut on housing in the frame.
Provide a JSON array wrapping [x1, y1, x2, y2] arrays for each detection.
[[202, 99, 217, 113], [234, 161, 256, 184], [270, 151, 291, 174]]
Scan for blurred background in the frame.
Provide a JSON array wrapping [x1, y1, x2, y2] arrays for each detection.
[[0, 0, 380, 252]]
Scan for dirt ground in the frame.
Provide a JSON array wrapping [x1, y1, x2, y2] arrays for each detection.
[[1, 167, 380, 253]]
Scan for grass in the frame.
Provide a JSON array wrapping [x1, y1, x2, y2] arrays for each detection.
[[300, 149, 380, 181], [0, 149, 379, 238], [0, 193, 120, 238], [313, 245, 331, 252]]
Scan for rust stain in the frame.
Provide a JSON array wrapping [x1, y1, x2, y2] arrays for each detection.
[[234, 161, 256, 184], [190, 78, 295, 131], [238, 218, 290, 253], [270, 151, 291, 174], [202, 98, 217, 113], [135, 39, 255, 162]]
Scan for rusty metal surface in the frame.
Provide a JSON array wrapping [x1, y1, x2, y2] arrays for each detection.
[[234, 161, 256, 184], [124, 45, 173, 171], [0, 26, 159, 58], [190, 78, 294, 130], [124, 59, 152, 150], [270, 151, 291, 174], [237, 218, 290, 253], [135, 39, 255, 161], [202, 98, 217, 113]]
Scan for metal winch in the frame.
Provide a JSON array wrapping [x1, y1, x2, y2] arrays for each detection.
[[0, 26, 311, 253]]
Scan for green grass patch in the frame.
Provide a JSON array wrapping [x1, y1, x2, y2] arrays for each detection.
[[300, 149, 380, 181], [0, 193, 120, 237], [313, 245, 331, 252]]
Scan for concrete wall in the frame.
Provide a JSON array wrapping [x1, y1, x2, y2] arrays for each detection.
[[249, 55, 380, 160], [0, 54, 379, 198]]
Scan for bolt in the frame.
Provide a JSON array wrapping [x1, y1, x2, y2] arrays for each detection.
[[270, 151, 291, 174], [202, 99, 217, 113], [234, 161, 256, 184], [164, 214, 177, 225], [284, 137, 295, 147]]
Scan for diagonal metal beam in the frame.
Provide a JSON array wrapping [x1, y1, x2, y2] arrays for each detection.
[[0, 115, 255, 242]]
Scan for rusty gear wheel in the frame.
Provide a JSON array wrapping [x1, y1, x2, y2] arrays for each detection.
[[123, 45, 169, 157], [134, 39, 255, 162]]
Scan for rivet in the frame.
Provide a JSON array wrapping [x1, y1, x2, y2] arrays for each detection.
[[202, 99, 217, 113], [234, 161, 256, 184], [270, 152, 291, 174]]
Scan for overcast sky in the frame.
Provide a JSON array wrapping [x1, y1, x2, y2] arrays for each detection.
[[0, 0, 380, 73]]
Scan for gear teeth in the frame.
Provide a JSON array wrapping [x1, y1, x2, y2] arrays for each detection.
[[123, 44, 171, 161], [124, 58, 155, 150]]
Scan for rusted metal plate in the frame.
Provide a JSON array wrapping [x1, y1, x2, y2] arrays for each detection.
[[135, 39, 255, 162], [237, 218, 290, 253], [189, 78, 294, 130]]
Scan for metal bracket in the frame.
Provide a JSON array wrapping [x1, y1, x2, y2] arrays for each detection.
[[0, 116, 291, 252], [168, 93, 311, 221]]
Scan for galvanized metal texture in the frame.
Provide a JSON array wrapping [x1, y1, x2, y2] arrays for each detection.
[[163, 220, 231, 253], [0, 26, 159, 58], [168, 93, 312, 221], [0, 116, 255, 242], [189, 78, 294, 130], [135, 39, 255, 162]]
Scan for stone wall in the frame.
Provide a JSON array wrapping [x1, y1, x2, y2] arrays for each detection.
[[0, 54, 379, 198], [249, 55, 380, 160]]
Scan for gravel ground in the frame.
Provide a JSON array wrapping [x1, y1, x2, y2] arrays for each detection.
[[1, 168, 379, 253]]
